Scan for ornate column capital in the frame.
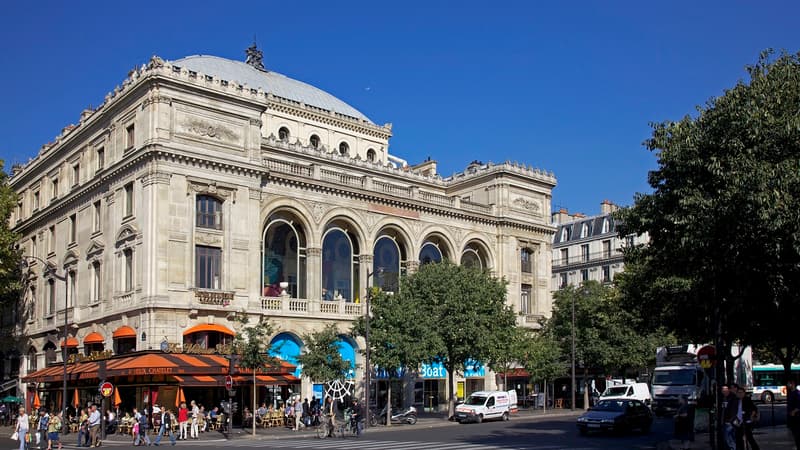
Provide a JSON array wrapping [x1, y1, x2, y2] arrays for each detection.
[[306, 247, 322, 257]]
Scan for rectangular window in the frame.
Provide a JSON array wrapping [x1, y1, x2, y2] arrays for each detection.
[[33, 191, 40, 210], [69, 214, 77, 243], [196, 195, 223, 230], [602, 240, 612, 258], [123, 249, 133, 292], [520, 284, 532, 315], [195, 245, 221, 290], [124, 182, 134, 217], [29, 286, 37, 320], [602, 265, 611, 283], [520, 249, 532, 273], [48, 279, 56, 315], [48, 225, 55, 253], [581, 244, 590, 262], [51, 179, 59, 200], [67, 270, 77, 308], [91, 262, 101, 303], [559, 272, 568, 289], [31, 235, 37, 257], [126, 124, 135, 149], [93, 200, 101, 232], [72, 164, 80, 186], [16, 201, 22, 222], [560, 248, 569, 265], [581, 269, 589, 282], [97, 147, 105, 170]]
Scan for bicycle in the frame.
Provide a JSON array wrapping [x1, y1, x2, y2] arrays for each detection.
[[315, 414, 336, 439]]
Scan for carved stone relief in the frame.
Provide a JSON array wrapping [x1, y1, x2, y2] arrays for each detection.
[[195, 231, 222, 246], [182, 118, 239, 142], [512, 196, 542, 214]]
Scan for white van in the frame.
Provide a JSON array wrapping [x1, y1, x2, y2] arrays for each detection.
[[600, 382, 652, 406], [455, 390, 518, 423]]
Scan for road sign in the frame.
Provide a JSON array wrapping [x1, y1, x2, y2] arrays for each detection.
[[697, 345, 716, 369], [100, 381, 114, 398], [225, 375, 233, 391]]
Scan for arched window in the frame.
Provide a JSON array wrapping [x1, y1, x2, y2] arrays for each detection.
[[309, 134, 320, 149], [419, 242, 442, 265], [196, 195, 222, 230], [278, 127, 290, 141], [322, 227, 358, 301], [373, 236, 401, 292], [338, 142, 349, 156], [580, 223, 589, 239], [601, 218, 610, 234], [43, 341, 57, 365], [460, 248, 482, 269], [269, 333, 304, 377], [366, 149, 376, 162], [263, 217, 307, 298]]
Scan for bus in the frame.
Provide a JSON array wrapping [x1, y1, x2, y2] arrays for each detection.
[[751, 363, 800, 403]]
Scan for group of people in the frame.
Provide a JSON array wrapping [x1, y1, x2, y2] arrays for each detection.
[[246, 397, 310, 430], [12, 404, 103, 450], [128, 399, 224, 446]]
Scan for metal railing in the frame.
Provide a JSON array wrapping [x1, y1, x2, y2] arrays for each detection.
[[552, 250, 622, 268]]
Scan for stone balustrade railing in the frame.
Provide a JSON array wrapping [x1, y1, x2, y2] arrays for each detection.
[[260, 296, 363, 318]]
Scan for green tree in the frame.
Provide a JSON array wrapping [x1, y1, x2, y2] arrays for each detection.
[[486, 325, 531, 391], [398, 261, 516, 418], [0, 161, 20, 350], [617, 50, 800, 382], [232, 315, 277, 436], [547, 281, 665, 407], [296, 323, 351, 386], [519, 331, 564, 411], [352, 287, 435, 424]]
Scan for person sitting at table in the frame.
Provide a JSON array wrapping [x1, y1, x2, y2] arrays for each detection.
[[208, 407, 218, 429], [283, 402, 294, 428], [105, 409, 117, 435], [242, 407, 253, 429]]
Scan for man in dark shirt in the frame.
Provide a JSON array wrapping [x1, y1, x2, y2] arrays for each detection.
[[788, 380, 800, 449]]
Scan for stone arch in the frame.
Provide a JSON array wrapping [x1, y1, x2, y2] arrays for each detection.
[[460, 236, 494, 271], [115, 223, 140, 246], [269, 331, 304, 377], [416, 225, 457, 264], [320, 214, 364, 302], [260, 199, 318, 245], [318, 209, 367, 251], [372, 222, 412, 292], [262, 207, 312, 299]]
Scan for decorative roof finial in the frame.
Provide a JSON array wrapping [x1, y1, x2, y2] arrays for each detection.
[[245, 39, 265, 71]]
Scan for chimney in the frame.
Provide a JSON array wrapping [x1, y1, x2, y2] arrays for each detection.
[[551, 208, 571, 224], [600, 199, 619, 215]]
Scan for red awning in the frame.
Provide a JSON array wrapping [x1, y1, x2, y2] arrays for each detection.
[[84, 332, 105, 344], [112, 326, 136, 339], [60, 337, 78, 348], [182, 323, 234, 336]]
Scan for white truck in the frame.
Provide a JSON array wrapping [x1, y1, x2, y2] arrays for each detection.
[[455, 390, 518, 424], [651, 345, 708, 415]]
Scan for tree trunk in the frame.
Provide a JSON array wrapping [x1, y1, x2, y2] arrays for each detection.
[[386, 381, 392, 427], [447, 362, 456, 419], [543, 379, 547, 414]]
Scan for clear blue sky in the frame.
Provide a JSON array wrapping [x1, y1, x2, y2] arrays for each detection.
[[1, 1, 798, 215]]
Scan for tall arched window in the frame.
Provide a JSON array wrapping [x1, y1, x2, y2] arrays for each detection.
[[460, 248, 482, 269], [321, 227, 359, 301], [419, 242, 442, 265], [263, 217, 307, 298], [196, 195, 223, 230], [373, 236, 401, 292]]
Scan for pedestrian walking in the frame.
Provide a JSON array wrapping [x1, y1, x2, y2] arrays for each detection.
[[189, 401, 199, 439], [133, 408, 151, 447], [177, 403, 188, 440], [737, 386, 760, 450], [87, 405, 101, 447], [723, 384, 740, 450], [293, 398, 303, 431], [77, 408, 89, 447], [154, 408, 176, 446], [673, 397, 692, 450], [46, 411, 62, 450], [788, 380, 800, 449], [37, 409, 50, 449], [14, 407, 29, 450]]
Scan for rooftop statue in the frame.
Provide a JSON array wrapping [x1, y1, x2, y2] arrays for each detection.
[[245, 42, 265, 71]]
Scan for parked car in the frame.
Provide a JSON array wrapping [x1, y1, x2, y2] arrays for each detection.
[[600, 382, 652, 406], [576, 399, 653, 435]]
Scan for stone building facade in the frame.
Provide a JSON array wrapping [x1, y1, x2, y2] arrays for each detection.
[[9, 48, 556, 409]]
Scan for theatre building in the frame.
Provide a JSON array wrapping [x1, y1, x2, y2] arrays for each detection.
[[10, 46, 556, 413]]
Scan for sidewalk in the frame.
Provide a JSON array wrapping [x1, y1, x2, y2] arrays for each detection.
[[657, 426, 797, 449]]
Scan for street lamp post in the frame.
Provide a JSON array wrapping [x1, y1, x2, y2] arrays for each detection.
[[20, 256, 68, 418], [570, 291, 576, 411], [364, 267, 383, 430]]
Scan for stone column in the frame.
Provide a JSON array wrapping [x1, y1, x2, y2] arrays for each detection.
[[359, 254, 373, 301], [306, 247, 322, 301]]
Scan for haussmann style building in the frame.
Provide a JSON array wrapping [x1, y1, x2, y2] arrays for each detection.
[[8, 45, 557, 416]]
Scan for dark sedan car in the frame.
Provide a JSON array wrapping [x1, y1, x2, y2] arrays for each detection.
[[576, 399, 653, 435]]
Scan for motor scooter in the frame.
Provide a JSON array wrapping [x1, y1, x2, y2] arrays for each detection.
[[378, 405, 417, 425]]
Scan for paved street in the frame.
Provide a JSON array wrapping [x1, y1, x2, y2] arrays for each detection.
[[2, 405, 796, 449]]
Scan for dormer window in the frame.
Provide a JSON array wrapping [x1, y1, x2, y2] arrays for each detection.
[[580, 223, 589, 239], [339, 142, 349, 155], [560, 227, 570, 242], [366, 149, 376, 162], [278, 127, 290, 141], [601, 218, 610, 234], [309, 134, 320, 149]]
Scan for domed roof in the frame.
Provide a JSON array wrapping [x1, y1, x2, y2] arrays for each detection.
[[170, 55, 371, 123]]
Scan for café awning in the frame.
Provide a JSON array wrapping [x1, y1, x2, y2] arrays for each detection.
[[60, 337, 79, 348], [112, 326, 136, 339], [182, 324, 234, 336], [84, 332, 105, 344], [22, 350, 297, 384]]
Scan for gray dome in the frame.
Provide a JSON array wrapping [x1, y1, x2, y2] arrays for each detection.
[[170, 55, 371, 123]]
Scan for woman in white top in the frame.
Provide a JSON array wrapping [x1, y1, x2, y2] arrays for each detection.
[[15, 406, 29, 450], [190, 401, 199, 439]]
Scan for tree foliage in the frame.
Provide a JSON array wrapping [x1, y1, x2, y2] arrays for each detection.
[[520, 331, 564, 385], [0, 161, 20, 304], [395, 261, 516, 417], [233, 315, 278, 371], [296, 323, 351, 383], [546, 281, 668, 376], [617, 50, 800, 378]]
